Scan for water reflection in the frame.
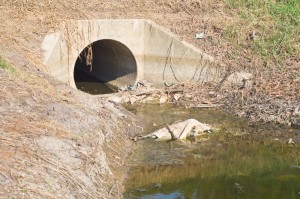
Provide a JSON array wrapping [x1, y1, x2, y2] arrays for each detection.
[[124, 104, 300, 199], [74, 72, 115, 95], [132, 192, 185, 199], [75, 81, 114, 95]]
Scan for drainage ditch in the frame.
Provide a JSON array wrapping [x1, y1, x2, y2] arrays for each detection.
[[123, 103, 300, 199]]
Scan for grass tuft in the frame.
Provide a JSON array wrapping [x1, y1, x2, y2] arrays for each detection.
[[225, 0, 300, 65], [0, 57, 8, 69], [0, 56, 16, 74]]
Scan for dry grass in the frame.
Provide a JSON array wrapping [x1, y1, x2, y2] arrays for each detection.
[[1, 0, 297, 123], [0, 57, 140, 198]]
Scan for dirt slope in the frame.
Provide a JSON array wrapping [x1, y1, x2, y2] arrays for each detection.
[[0, 60, 141, 198]]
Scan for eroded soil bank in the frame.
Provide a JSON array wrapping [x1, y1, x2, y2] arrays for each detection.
[[0, 66, 141, 198]]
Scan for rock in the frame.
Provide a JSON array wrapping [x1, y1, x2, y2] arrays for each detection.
[[0, 172, 10, 186], [107, 96, 122, 104], [123, 96, 130, 103], [130, 96, 138, 104], [173, 93, 181, 101], [184, 93, 193, 99], [208, 91, 216, 97], [234, 183, 244, 194], [291, 105, 300, 129], [142, 96, 155, 103], [159, 94, 168, 104], [152, 183, 162, 189], [139, 119, 211, 140], [224, 71, 252, 88], [195, 32, 205, 39], [249, 30, 260, 40], [136, 188, 146, 192]]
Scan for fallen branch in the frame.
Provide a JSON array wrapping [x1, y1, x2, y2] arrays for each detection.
[[192, 104, 220, 108]]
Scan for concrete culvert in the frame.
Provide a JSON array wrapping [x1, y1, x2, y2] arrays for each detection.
[[74, 39, 137, 95]]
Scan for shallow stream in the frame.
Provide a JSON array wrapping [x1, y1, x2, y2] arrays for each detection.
[[123, 104, 300, 199]]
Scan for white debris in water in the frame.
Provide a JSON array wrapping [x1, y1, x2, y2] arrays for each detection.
[[148, 119, 211, 140]]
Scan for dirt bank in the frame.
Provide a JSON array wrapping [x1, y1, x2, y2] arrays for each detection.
[[0, 61, 141, 198]]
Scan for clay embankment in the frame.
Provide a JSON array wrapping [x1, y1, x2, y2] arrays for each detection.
[[0, 61, 140, 198]]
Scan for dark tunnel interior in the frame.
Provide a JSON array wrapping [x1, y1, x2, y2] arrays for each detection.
[[74, 39, 137, 94]]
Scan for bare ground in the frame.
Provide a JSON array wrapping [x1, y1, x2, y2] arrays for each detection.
[[0, 62, 142, 198]]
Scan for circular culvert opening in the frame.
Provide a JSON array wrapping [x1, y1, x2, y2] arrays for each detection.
[[74, 39, 137, 95]]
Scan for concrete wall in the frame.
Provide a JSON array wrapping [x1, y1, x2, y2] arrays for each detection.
[[144, 20, 220, 85], [42, 19, 222, 90]]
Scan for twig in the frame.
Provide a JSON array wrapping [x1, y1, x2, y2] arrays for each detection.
[[166, 125, 177, 140], [192, 104, 220, 108], [108, 182, 118, 196]]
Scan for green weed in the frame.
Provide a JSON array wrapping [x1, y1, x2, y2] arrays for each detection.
[[0, 57, 8, 69], [46, 179, 53, 192], [0, 57, 16, 74], [72, 130, 85, 142], [20, 189, 28, 193], [225, 0, 300, 65]]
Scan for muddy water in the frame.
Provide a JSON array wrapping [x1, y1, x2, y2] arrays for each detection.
[[74, 72, 115, 94], [123, 104, 300, 199], [76, 81, 114, 94]]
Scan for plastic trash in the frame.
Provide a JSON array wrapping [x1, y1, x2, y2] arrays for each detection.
[[195, 32, 205, 39]]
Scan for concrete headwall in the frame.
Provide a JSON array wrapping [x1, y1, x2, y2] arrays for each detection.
[[144, 20, 220, 84], [42, 19, 222, 90]]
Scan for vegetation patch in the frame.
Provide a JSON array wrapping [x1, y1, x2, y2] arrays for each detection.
[[225, 0, 300, 65], [0, 56, 16, 74], [0, 57, 8, 69]]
